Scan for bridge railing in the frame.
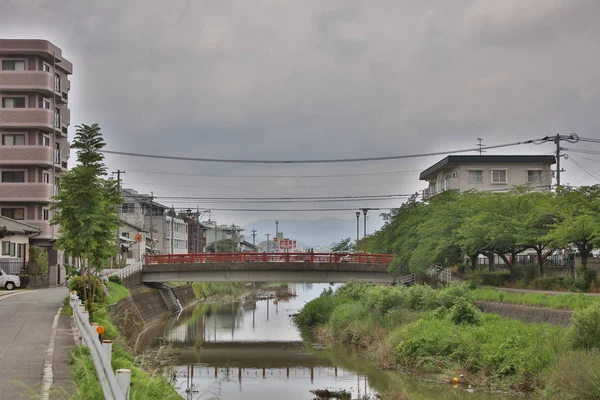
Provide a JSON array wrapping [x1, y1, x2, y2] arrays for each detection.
[[145, 252, 394, 265]]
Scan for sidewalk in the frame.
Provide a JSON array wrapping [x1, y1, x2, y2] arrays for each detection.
[[0, 287, 75, 399]]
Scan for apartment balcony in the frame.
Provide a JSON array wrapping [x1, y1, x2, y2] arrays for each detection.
[[0, 109, 54, 131], [0, 183, 54, 202], [423, 178, 460, 200], [0, 145, 54, 167], [0, 71, 55, 96], [0, 39, 73, 74]]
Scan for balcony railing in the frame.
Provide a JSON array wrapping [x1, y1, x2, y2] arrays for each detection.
[[0, 146, 54, 167], [0, 183, 54, 202], [0, 109, 54, 131], [0, 71, 54, 94]]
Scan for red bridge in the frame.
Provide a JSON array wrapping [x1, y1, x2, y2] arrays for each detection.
[[146, 252, 393, 265], [142, 252, 395, 283]]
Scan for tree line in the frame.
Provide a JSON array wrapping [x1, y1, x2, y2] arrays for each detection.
[[365, 185, 600, 276]]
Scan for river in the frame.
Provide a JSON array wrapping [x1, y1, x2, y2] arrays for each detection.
[[138, 283, 515, 400]]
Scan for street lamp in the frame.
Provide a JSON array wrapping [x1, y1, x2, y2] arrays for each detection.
[[362, 209, 368, 254], [355, 211, 360, 251]]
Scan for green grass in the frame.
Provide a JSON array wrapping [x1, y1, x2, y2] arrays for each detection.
[[472, 287, 600, 310], [191, 281, 244, 299], [69, 344, 180, 400], [297, 282, 600, 397], [106, 281, 130, 304]]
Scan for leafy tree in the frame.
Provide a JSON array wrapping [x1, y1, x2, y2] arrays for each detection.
[[545, 185, 600, 270], [29, 245, 49, 275], [515, 191, 559, 275], [332, 237, 353, 252], [51, 124, 122, 311], [206, 238, 236, 253]]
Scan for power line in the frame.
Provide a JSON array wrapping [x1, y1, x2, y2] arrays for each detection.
[[568, 156, 600, 182], [172, 207, 392, 212], [125, 179, 412, 190], [155, 194, 412, 200], [101, 138, 541, 164], [149, 198, 407, 204], [123, 168, 422, 179], [562, 147, 600, 156]]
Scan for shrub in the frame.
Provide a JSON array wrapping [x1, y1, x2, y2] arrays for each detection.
[[364, 286, 406, 314], [544, 350, 600, 400], [575, 269, 598, 292], [463, 279, 478, 290], [448, 297, 481, 325], [570, 303, 600, 350], [328, 302, 370, 335], [511, 264, 538, 284], [474, 271, 511, 286], [404, 284, 440, 311], [436, 282, 474, 309], [68, 275, 107, 304], [29, 245, 49, 275], [295, 295, 340, 329], [108, 274, 122, 285], [335, 283, 376, 301]]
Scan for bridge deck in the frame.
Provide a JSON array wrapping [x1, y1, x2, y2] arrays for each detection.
[[146, 252, 393, 265]]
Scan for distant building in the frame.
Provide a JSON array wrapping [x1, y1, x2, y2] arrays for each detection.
[[120, 188, 188, 257], [419, 155, 556, 199], [203, 221, 244, 252], [0, 39, 73, 284]]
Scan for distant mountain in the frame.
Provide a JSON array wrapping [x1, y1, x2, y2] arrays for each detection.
[[243, 216, 385, 247]]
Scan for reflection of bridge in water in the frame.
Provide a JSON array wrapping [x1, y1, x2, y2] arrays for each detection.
[[179, 341, 331, 368]]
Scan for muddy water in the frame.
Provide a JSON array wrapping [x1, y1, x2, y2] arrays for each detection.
[[138, 284, 514, 400]]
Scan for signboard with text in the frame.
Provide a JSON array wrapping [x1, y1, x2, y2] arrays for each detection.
[[280, 239, 292, 249]]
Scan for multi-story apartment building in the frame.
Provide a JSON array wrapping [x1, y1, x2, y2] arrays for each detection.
[[0, 39, 72, 284], [420, 155, 556, 199], [119, 188, 188, 256]]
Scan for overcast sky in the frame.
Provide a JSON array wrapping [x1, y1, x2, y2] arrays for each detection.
[[2, 0, 600, 239]]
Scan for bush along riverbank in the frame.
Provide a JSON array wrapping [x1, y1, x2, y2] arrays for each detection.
[[295, 282, 600, 399]]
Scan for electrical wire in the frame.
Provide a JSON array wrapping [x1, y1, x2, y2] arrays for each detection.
[[562, 147, 600, 156], [123, 168, 422, 179], [101, 138, 542, 164], [125, 179, 411, 190], [155, 194, 412, 200], [568, 156, 600, 183]]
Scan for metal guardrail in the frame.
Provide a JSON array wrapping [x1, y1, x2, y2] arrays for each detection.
[[70, 292, 131, 400], [440, 269, 452, 284], [146, 253, 395, 265]]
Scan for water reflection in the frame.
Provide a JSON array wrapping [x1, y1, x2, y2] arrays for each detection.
[[139, 284, 516, 400]]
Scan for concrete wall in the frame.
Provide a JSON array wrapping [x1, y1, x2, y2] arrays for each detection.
[[111, 285, 197, 344], [477, 300, 573, 327]]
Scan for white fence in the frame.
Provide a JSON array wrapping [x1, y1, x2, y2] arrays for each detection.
[[110, 262, 143, 280], [70, 292, 131, 400]]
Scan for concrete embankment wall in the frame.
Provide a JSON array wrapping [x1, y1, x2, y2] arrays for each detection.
[[111, 284, 197, 342], [476, 300, 573, 327]]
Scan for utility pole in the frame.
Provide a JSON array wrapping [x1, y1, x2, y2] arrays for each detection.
[[149, 192, 155, 254], [554, 134, 561, 188], [275, 220, 279, 251], [112, 170, 125, 266], [171, 205, 175, 254], [251, 229, 257, 246], [362, 209, 368, 254], [265, 234, 270, 253], [355, 211, 360, 250]]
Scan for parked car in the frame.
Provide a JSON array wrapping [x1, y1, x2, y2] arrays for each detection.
[[0, 268, 21, 290]]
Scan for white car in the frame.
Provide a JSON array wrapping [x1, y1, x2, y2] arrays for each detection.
[[0, 269, 21, 290]]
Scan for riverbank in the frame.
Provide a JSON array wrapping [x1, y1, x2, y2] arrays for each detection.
[[295, 282, 600, 399], [69, 280, 298, 399]]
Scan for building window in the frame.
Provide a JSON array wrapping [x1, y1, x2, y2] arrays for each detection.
[[43, 63, 51, 72], [17, 243, 26, 258], [122, 232, 130, 238], [43, 136, 50, 146], [1, 208, 25, 220], [2, 97, 26, 108], [2, 60, 25, 71], [43, 209, 50, 221], [55, 73, 61, 92], [468, 170, 483, 183], [54, 108, 61, 128], [1, 171, 25, 182], [491, 170, 508, 184], [43, 171, 50, 183], [121, 203, 135, 213], [1, 241, 16, 256], [527, 170, 542, 184], [2, 134, 25, 146], [43, 98, 51, 109]]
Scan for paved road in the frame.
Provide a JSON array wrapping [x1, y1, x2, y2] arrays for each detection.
[[491, 286, 600, 296], [0, 287, 75, 399]]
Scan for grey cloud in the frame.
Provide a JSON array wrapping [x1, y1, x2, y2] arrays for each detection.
[[1, 0, 599, 230]]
